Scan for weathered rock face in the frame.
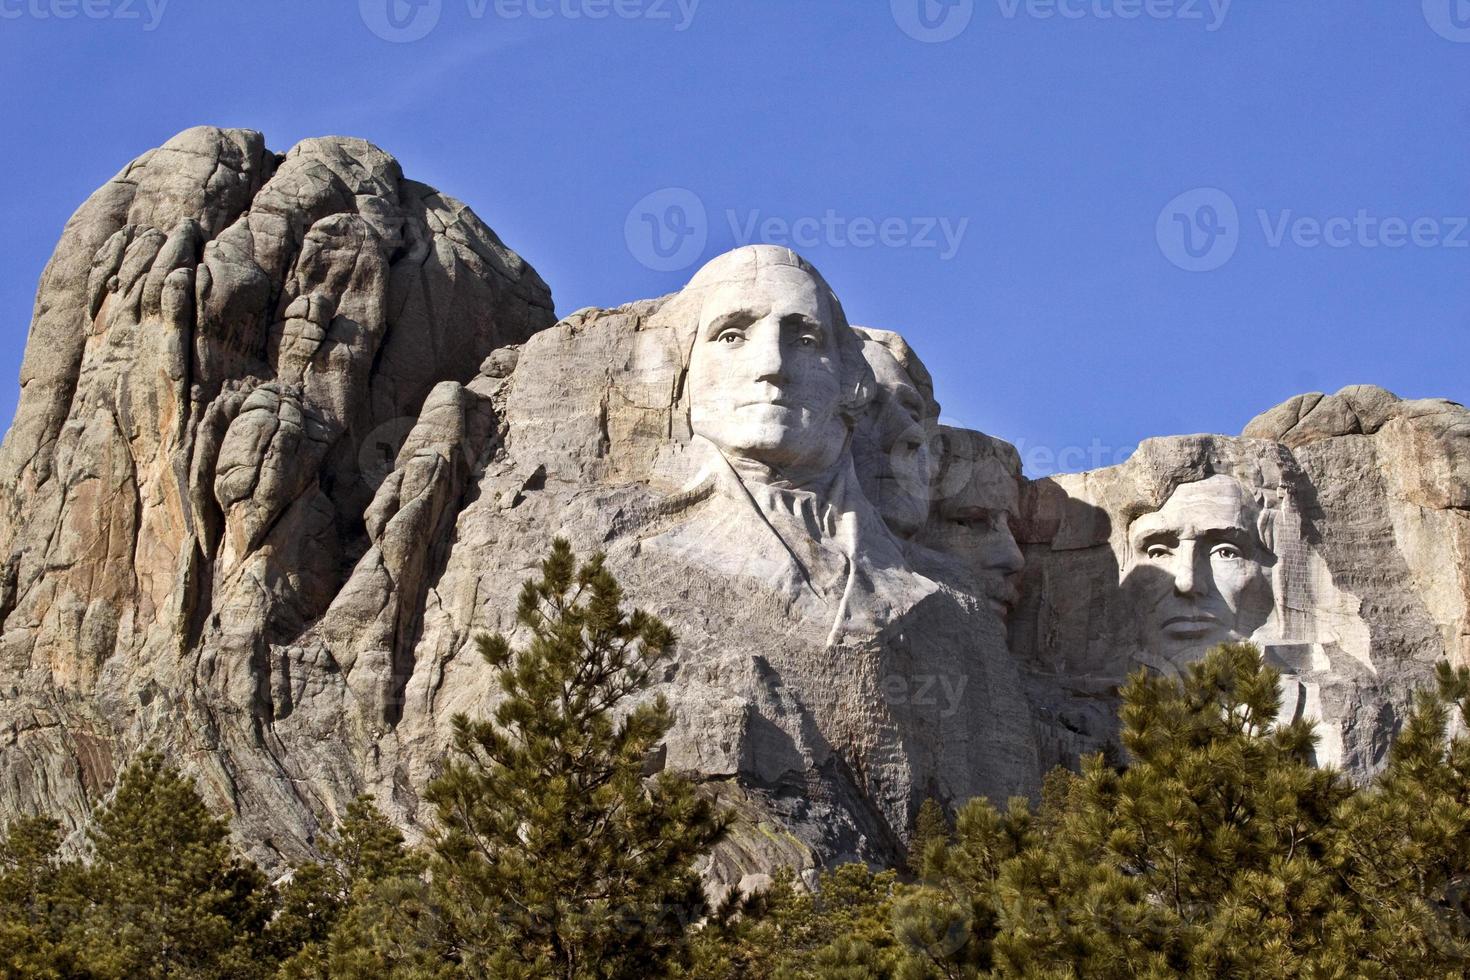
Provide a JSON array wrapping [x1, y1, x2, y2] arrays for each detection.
[[1014, 387, 1470, 778], [1, 129, 1466, 895], [0, 126, 555, 866], [347, 247, 1041, 886]]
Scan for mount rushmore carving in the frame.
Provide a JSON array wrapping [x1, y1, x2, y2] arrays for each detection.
[[0, 128, 1466, 892]]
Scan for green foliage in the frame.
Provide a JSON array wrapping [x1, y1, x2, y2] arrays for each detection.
[[271, 795, 430, 979], [695, 644, 1470, 978], [1322, 661, 1470, 975], [6, 622, 1470, 977], [981, 644, 1357, 976], [0, 816, 83, 978], [908, 798, 952, 876], [421, 538, 728, 978], [72, 750, 275, 979]]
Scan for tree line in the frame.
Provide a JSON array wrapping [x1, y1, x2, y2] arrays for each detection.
[[3, 540, 1469, 978]]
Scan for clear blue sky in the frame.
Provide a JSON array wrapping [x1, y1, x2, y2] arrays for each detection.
[[1, 0, 1466, 476]]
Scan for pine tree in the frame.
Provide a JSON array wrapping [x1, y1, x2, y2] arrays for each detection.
[[982, 644, 1355, 975], [1323, 661, 1470, 975], [69, 750, 274, 980], [422, 538, 728, 978], [906, 798, 952, 877], [0, 816, 83, 978], [271, 795, 428, 979], [688, 644, 1470, 976]]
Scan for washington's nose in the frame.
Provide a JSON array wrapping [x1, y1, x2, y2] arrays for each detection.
[[749, 324, 787, 383]]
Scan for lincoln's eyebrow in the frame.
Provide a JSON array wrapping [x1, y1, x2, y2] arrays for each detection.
[[1196, 526, 1253, 544], [1134, 529, 1179, 547]]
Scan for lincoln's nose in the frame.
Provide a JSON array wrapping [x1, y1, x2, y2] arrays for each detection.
[[1170, 544, 1205, 597]]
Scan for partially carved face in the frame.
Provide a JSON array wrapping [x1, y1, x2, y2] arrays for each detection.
[[1126, 475, 1275, 665], [688, 265, 847, 478], [924, 430, 1025, 617], [859, 341, 934, 537]]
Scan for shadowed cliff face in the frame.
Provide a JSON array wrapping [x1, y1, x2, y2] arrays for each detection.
[[1, 130, 1466, 898]]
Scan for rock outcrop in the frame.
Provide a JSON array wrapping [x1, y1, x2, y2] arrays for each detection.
[[1014, 387, 1470, 777], [1, 129, 1466, 895], [0, 126, 555, 867]]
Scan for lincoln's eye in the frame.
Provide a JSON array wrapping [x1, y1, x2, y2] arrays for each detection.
[[1212, 544, 1243, 561], [798, 334, 818, 348], [1146, 545, 1171, 560]]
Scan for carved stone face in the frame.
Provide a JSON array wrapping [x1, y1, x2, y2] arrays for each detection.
[[923, 430, 1025, 616], [688, 265, 847, 477], [860, 341, 934, 537], [1126, 475, 1275, 665], [941, 458, 1024, 615]]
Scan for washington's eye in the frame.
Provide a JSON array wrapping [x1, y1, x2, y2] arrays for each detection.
[[798, 334, 819, 348], [716, 329, 743, 345], [1212, 545, 1242, 561]]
